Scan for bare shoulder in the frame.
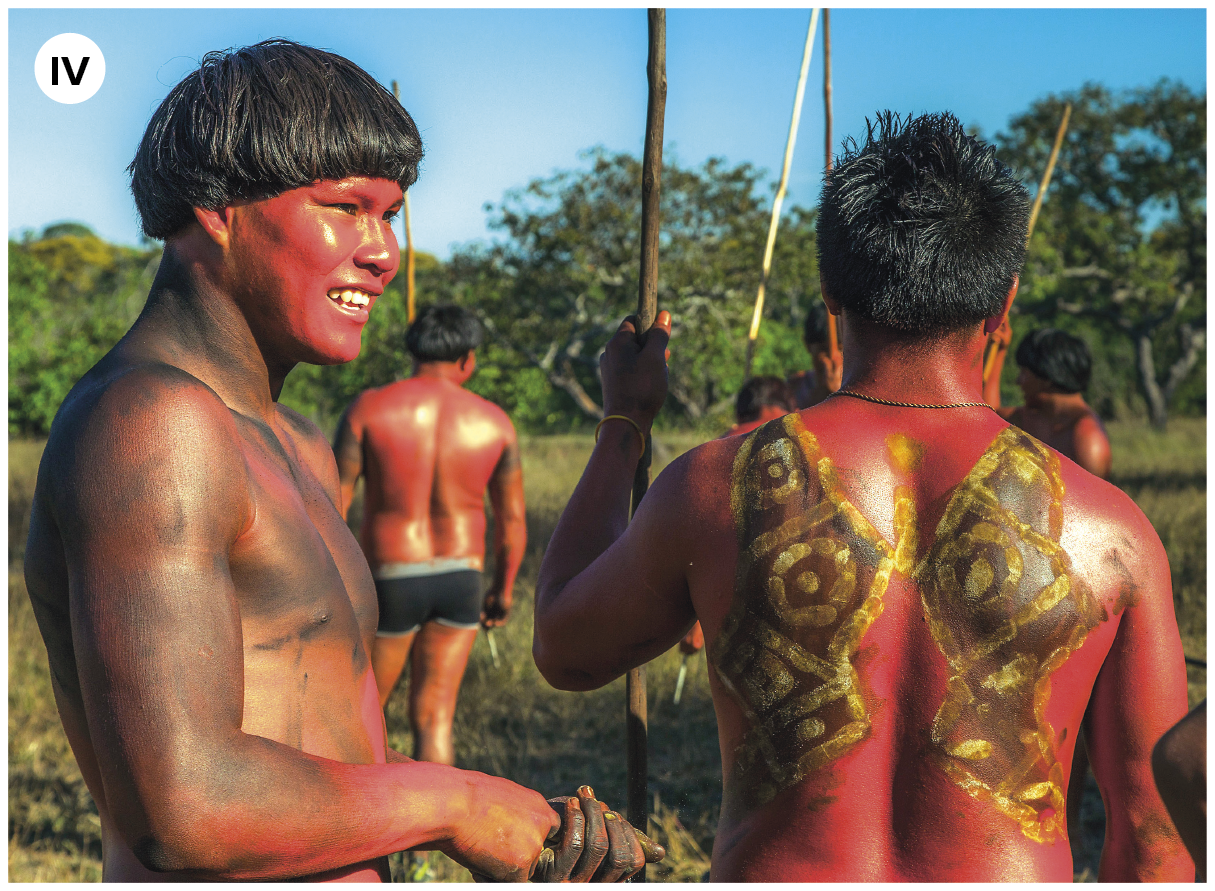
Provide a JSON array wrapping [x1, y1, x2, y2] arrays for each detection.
[[648, 433, 744, 528], [461, 388, 517, 438], [277, 404, 341, 486], [41, 361, 251, 535]]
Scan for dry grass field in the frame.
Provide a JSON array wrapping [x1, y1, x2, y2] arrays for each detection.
[[8, 420, 1205, 881]]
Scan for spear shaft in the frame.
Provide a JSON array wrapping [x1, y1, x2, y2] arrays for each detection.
[[744, 8, 820, 378], [821, 9, 838, 356], [983, 102, 1072, 384], [626, 10, 666, 877]]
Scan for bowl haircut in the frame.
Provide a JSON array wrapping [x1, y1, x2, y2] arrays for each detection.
[[406, 305, 486, 364], [817, 111, 1031, 338], [1015, 328, 1092, 394], [129, 39, 424, 240]]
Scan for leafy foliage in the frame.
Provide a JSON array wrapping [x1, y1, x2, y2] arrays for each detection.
[[995, 80, 1205, 426]]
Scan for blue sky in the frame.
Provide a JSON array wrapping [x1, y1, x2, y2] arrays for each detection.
[[8, 7, 1207, 258]]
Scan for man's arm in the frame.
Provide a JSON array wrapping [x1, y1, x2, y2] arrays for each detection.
[[482, 432, 527, 629], [333, 401, 364, 520], [982, 317, 1012, 408], [1073, 414, 1112, 479], [1084, 506, 1193, 881], [1152, 700, 1206, 879], [52, 370, 563, 880], [534, 312, 698, 690]]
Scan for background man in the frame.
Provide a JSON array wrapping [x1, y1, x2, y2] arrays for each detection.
[[23, 40, 657, 882], [983, 325, 1111, 478], [335, 304, 526, 767], [533, 112, 1191, 881], [788, 300, 843, 408], [724, 375, 797, 438]]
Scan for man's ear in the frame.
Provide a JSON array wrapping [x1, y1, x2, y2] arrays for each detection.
[[983, 276, 1019, 335], [192, 206, 237, 250], [818, 276, 842, 317]]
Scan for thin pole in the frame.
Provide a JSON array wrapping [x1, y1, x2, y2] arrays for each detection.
[[627, 10, 666, 878], [744, 8, 820, 378], [393, 80, 417, 323], [821, 9, 838, 356], [983, 102, 1072, 384]]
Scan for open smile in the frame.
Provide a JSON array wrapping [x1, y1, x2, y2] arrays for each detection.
[[327, 287, 374, 309]]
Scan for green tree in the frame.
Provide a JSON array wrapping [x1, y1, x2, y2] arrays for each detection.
[[9, 228, 160, 437], [997, 81, 1205, 427], [454, 148, 820, 430]]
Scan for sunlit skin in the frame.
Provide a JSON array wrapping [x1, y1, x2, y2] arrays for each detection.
[[334, 353, 526, 762], [24, 175, 656, 881], [534, 290, 1192, 881], [982, 321, 1112, 479]]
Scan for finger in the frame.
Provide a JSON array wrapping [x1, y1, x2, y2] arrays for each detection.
[[570, 787, 608, 882], [615, 315, 639, 337], [543, 795, 584, 880], [592, 811, 643, 883], [530, 846, 557, 883], [636, 829, 666, 864], [655, 309, 673, 334]]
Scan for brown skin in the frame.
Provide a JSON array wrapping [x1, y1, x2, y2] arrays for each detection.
[[534, 287, 1191, 881], [983, 320, 1112, 479], [790, 339, 844, 409], [1152, 700, 1206, 878], [23, 175, 658, 882], [333, 354, 526, 763]]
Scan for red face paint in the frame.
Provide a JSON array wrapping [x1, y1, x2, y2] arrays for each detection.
[[227, 177, 403, 367]]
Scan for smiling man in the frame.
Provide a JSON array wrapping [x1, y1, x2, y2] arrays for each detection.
[[23, 40, 659, 882]]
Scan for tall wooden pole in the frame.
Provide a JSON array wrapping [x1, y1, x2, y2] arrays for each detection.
[[821, 9, 838, 356], [744, 8, 820, 378], [982, 102, 1072, 384], [392, 81, 417, 323], [626, 10, 665, 880]]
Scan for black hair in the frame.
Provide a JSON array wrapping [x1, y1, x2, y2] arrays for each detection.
[[817, 111, 1030, 336], [406, 305, 485, 363], [1015, 328, 1091, 394], [129, 39, 423, 240], [735, 376, 796, 424], [803, 300, 830, 348]]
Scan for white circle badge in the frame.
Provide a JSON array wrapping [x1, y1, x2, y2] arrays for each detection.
[[35, 33, 105, 104]]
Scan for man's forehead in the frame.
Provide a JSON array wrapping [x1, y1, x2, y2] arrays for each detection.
[[309, 176, 404, 200]]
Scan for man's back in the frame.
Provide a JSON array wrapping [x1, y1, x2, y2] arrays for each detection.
[[663, 400, 1182, 880], [347, 377, 514, 568]]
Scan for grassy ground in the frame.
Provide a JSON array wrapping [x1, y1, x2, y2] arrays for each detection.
[[8, 420, 1205, 881]]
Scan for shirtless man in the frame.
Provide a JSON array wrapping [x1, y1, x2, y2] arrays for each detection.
[[788, 301, 843, 409], [724, 376, 797, 438], [334, 304, 525, 765], [983, 325, 1111, 478], [533, 112, 1192, 881], [23, 40, 658, 882]]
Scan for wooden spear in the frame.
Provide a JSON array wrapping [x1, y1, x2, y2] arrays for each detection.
[[626, 9, 666, 877], [982, 101, 1072, 384], [392, 81, 418, 323], [744, 8, 821, 379], [821, 8, 838, 357]]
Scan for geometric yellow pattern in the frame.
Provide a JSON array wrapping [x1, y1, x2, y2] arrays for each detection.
[[711, 415, 1103, 841]]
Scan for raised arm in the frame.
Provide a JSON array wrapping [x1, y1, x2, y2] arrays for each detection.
[[482, 431, 527, 629], [534, 313, 698, 691], [333, 400, 364, 520], [47, 370, 561, 880], [1085, 508, 1193, 881]]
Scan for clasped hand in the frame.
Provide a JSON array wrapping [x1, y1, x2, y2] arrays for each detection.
[[598, 311, 673, 434]]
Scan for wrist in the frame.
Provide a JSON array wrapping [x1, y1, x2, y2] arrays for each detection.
[[594, 414, 648, 453]]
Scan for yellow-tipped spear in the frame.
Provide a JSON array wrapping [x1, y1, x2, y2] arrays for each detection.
[[983, 102, 1072, 384], [744, 8, 821, 379], [392, 81, 418, 324], [821, 9, 838, 358]]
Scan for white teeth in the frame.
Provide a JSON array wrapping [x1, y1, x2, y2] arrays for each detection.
[[328, 288, 371, 307]]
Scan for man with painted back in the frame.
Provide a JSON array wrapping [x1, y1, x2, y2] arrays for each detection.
[[23, 40, 657, 882], [533, 112, 1191, 881], [335, 304, 526, 766]]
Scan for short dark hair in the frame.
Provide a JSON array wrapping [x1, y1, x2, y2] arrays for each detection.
[[803, 300, 830, 348], [1015, 328, 1091, 394], [129, 39, 424, 240], [817, 111, 1030, 336], [735, 376, 796, 424], [406, 305, 485, 363]]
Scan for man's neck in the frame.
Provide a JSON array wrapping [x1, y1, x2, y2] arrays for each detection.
[[125, 244, 285, 421], [838, 316, 987, 406], [413, 362, 468, 386], [1023, 391, 1090, 418]]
